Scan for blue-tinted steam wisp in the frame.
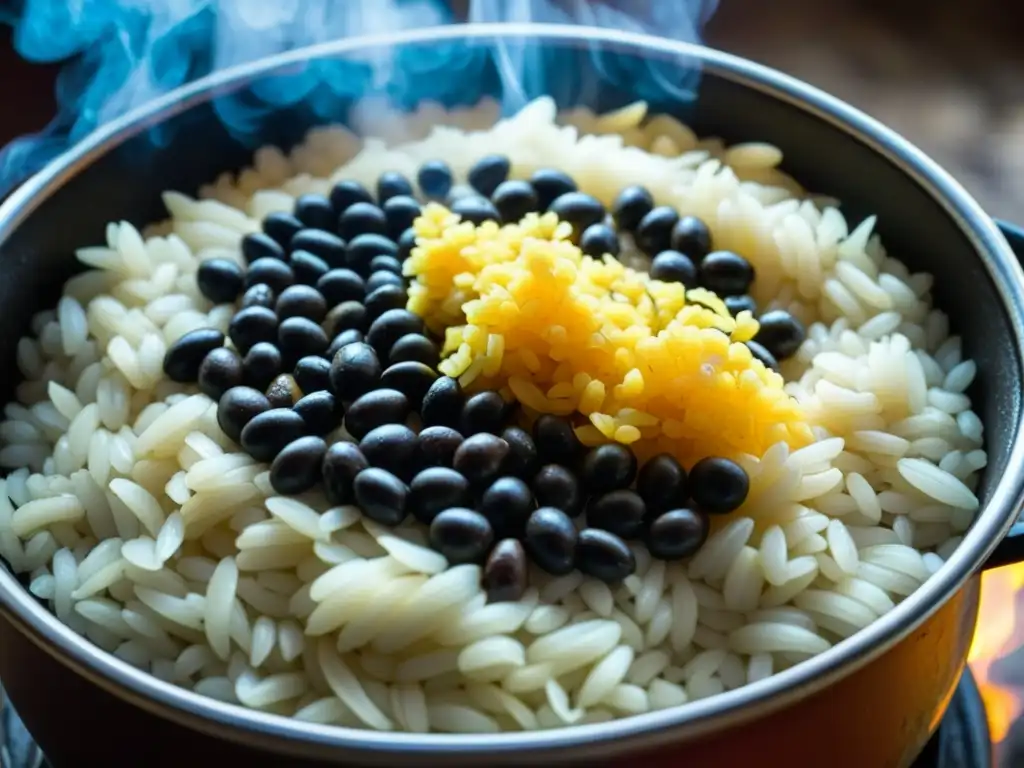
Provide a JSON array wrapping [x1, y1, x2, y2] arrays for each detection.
[[0, 0, 718, 197]]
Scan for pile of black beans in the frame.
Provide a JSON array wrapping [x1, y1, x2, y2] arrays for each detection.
[[160, 159, 756, 602]]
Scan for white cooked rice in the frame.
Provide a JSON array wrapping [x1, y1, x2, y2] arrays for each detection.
[[0, 97, 988, 732]]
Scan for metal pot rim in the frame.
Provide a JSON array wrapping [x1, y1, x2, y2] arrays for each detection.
[[1, 22, 1022, 764]]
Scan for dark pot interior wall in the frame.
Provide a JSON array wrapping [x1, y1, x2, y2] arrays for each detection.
[[1, 1, 1023, 219]]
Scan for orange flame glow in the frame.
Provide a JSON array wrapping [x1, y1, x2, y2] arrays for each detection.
[[969, 565, 1024, 750]]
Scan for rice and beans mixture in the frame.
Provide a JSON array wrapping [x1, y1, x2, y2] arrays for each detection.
[[0, 98, 985, 732]]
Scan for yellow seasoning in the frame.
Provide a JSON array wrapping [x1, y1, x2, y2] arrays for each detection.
[[404, 203, 814, 467]]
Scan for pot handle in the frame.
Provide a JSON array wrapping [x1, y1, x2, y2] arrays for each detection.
[[980, 220, 1024, 571]]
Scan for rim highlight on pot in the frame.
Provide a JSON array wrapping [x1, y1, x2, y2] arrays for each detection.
[[0, 22, 1023, 763]]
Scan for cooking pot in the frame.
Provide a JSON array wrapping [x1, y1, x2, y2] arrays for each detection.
[[0, 23, 1023, 768]]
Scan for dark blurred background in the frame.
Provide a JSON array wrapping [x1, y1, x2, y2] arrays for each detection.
[[2, 0, 1022, 218]]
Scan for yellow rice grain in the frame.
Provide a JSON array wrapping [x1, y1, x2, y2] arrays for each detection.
[[406, 204, 814, 466], [579, 380, 606, 415], [614, 425, 643, 444], [546, 382, 576, 400], [508, 377, 550, 413]]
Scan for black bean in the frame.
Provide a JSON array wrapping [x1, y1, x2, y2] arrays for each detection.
[[500, 426, 539, 480], [468, 154, 511, 197], [417, 160, 453, 199], [353, 468, 408, 526], [364, 284, 407, 321], [261, 213, 303, 250], [289, 229, 347, 268], [635, 206, 680, 255], [317, 268, 366, 306], [670, 216, 713, 261], [198, 347, 243, 400], [753, 310, 806, 361], [612, 185, 654, 232], [365, 270, 404, 294], [530, 168, 577, 211], [265, 373, 301, 409], [524, 507, 577, 576], [344, 389, 410, 440], [418, 426, 464, 469], [369, 255, 403, 276], [163, 328, 225, 383], [383, 195, 421, 240], [379, 361, 438, 408], [359, 424, 419, 479], [325, 330, 365, 360], [242, 232, 286, 263], [322, 442, 369, 505], [548, 192, 605, 240], [289, 250, 330, 286], [237, 343, 287, 390], [278, 317, 329, 366], [447, 183, 477, 204], [458, 391, 506, 436], [650, 250, 697, 286], [452, 433, 509, 486], [531, 464, 583, 517], [746, 340, 779, 372], [241, 361, 286, 409], [451, 195, 500, 226], [397, 228, 417, 261], [409, 467, 470, 524], [293, 390, 341, 436], [491, 180, 539, 224], [389, 334, 439, 368], [338, 202, 387, 241], [240, 284, 276, 310], [229, 307, 278, 355], [689, 457, 750, 514], [347, 234, 399, 277], [329, 180, 373, 215], [698, 251, 755, 297], [245, 257, 294, 294], [217, 386, 271, 444], [270, 436, 327, 496], [581, 444, 637, 494], [237, 347, 280, 390], [637, 454, 688, 514], [479, 476, 534, 538], [377, 171, 413, 204], [421, 376, 464, 426], [240, 408, 307, 462], [219, 354, 264, 399], [533, 415, 583, 466], [197, 258, 245, 304], [324, 301, 369, 338], [647, 508, 710, 560], [275, 284, 327, 322], [430, 508, 494, 564], [293, 356, 332, 394], [483, 539, 528, 603], [294, 194, 335, 231], [586, 490, 646, 540], [724, 295, 757, 317], [579, 224, 620, 259], [329, 342, 381, 401], [575, 528, 635, 582]]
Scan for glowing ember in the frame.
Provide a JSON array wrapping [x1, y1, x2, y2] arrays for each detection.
[[969, 564, 1024, 753]]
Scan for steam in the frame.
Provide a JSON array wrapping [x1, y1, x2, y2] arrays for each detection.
[[0, 0, 718, 197]]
